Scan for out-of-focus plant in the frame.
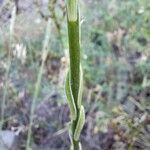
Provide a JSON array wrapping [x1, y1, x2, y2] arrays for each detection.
[[48, 0, 65, 49], [34, 0, 65, 50], [0, 6, 16, 129], [13, 43, 27, 64], [65, 0, 85, 149], [26, 19, 51, 150]]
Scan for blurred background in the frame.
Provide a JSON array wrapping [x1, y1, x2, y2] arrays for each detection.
[[0, 0, 150, 150]]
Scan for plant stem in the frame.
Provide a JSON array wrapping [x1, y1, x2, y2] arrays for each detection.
[[67, 3, 81, 150], [68, 20, 80, 108], [66, 1, 85, 149]]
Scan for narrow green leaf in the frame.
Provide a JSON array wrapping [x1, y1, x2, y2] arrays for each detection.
[[65, 71, 77, 120], [77, 65, 83, 108], [74, 105, 85, 141], [70, 145, 74, 150], [69, 123, 74, 150], [79, 142, 82, 150]]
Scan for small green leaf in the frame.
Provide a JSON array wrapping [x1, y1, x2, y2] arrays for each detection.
[[65, 71, 77, 120], [74, 105, 85, 141]]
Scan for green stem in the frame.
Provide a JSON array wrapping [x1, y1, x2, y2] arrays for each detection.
[[68, 20, 80, 107], [66, 1, 85, 150], [67, 10, 81, 150], [73, 139, 80, 150]]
